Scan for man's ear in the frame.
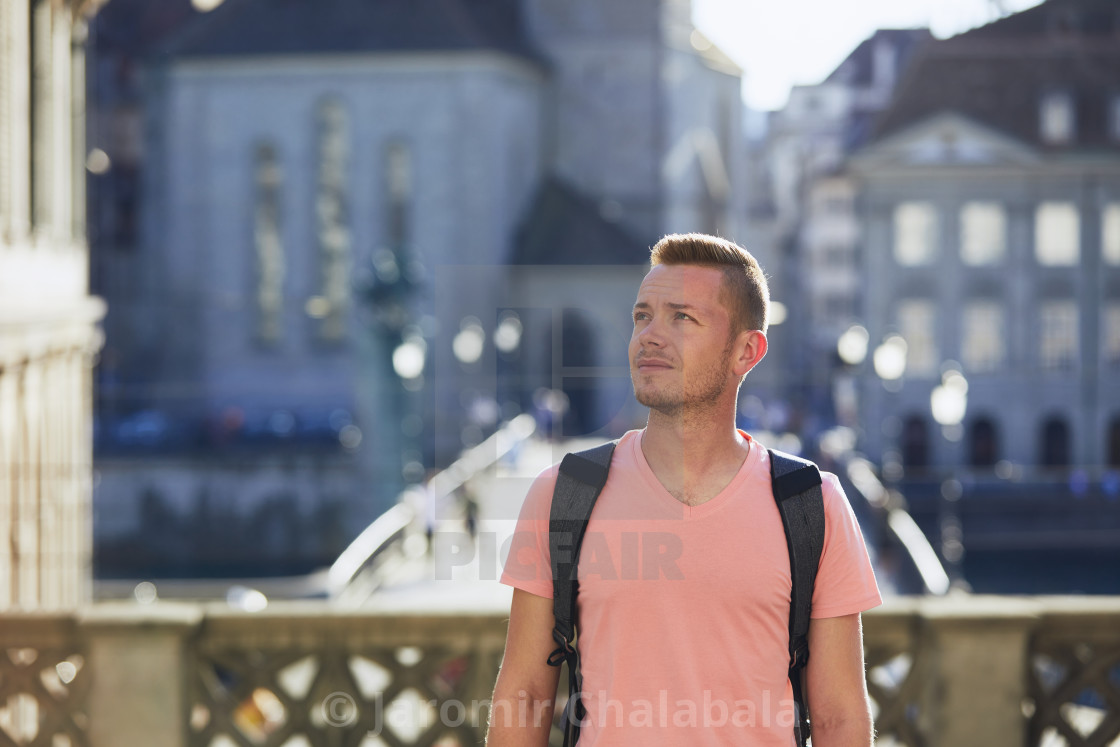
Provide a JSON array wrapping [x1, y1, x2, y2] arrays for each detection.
[[732, 329, 767, 377]]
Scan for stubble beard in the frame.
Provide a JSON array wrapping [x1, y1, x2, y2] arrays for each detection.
[[633, 340, 735, 417]]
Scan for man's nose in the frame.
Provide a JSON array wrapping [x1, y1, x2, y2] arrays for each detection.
[[637, 316, 665, 346]]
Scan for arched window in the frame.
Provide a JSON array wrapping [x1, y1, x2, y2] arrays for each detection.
[[901, 414, 930, 471], [314, 97, 351, 342], [969, 417, 999, 467], [1107, 416, 1120, 468], [253, 143, 284, 344], [1039, 415, 1071, 468]]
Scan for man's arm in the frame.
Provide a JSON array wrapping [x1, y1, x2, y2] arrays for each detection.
[[486, 588, 562, 746], [804, 612, 874, 747]]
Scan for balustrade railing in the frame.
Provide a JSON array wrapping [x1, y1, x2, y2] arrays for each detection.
[[1, 597, 1119, 747]]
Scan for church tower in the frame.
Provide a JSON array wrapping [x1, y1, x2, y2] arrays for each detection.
[[521, 0, 668, 242]]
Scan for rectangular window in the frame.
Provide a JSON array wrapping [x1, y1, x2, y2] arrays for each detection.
[[894, 202, 938, 266], [1040, 300, 1078, 370], [961, 301, 1005, 372], [1035, 202, 1080, 266], [1103, 203, 1120, 266], [960, 202, 1006, 266], [385, 142, 412, 249], [1104, 303, 1120, 365], [897, 299, 939, 377], [1040, 91, 1075, 144]]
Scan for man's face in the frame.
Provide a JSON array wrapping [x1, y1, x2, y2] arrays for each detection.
[[629, 264, 738, 414]]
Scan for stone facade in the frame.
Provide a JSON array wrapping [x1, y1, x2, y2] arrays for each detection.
[[150, 53, 545, 471], [87, 0, 745, 572], [852, 114, 1120, 470], [0, 0, 105, 610], [850, 0, 1120, 471]]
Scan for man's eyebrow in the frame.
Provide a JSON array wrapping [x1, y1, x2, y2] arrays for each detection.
[[632, 301, 703, 313]]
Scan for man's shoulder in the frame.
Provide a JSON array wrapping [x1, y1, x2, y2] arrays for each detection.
[[752, 442, 840, 484], [524, 431, 640, 506], [548, 430, 640, 473], [750, 444, 850, 514]]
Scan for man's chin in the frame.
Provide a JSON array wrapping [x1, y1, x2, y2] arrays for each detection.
[[634, 390, 679, 412]]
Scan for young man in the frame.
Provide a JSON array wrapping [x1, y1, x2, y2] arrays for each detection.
[[488, 234, 881, 746]]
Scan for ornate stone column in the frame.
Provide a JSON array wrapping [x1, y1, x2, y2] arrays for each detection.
[[0, 0, 107, 612]]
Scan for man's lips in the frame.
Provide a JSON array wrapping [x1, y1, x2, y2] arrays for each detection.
[[635, 359, 673, 370]]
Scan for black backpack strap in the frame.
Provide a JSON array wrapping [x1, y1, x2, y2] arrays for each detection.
[[769, 448, 826, 747], [547, 440, 617, 746]]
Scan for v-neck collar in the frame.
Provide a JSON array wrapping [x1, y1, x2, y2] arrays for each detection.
[[628, 428, 765, 519]]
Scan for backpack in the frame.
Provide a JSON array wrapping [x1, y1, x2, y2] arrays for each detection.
[[545, 440, 826, 747]]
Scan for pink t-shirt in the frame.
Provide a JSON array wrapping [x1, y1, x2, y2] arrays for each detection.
[[500, 429, 882, 746]]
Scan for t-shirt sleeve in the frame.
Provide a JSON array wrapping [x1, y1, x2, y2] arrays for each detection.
[[810, 471, 883, 618], [499, 464, 560, 599]]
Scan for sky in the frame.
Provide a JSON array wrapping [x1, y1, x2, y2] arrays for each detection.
[[692, 0, 1046, 111]]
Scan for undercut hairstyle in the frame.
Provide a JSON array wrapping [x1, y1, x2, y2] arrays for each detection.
[[649, 233, 770, 334]]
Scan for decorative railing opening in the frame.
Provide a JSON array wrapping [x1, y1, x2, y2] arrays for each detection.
[[864, 610, 924, 747], [0, 619, 89, 747], [1028, 611, 1120, 747]]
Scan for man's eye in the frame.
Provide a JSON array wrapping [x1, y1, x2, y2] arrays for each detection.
[[675, 312, 692, 320]]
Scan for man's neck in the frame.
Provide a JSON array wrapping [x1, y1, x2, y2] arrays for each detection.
[[640, 405, 750, 506]]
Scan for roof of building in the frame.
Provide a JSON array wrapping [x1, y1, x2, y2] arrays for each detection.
[[93, 0, 199, 58], [161, 0, 541, 63], [825, 28, 933, 89], [510, 178, 649, 266], [953, 0, 1119, 41], [872, 0, 1120, 150]]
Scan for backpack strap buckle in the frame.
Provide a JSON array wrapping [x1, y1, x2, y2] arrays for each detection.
[[790, 638, 810, 670], [547, 628, 577, 668]]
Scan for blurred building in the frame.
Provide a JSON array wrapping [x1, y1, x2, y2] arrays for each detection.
[[739, 1, 1120, 592], [87, 0, 745, 576], [851, 0, 1120, 473], [744, 28, 930, 436], [0, 0, 105, 610]]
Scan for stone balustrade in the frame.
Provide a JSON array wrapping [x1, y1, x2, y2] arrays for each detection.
[[1, 596, 1119, 747]]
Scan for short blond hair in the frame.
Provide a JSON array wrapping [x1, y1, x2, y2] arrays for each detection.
[[649, 233, 770, 334]]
